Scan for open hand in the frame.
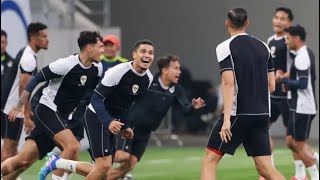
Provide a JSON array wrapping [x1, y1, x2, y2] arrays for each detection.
[[120, 128, 134, 139], [191, 97, 206, 109], [108, 120, 124, 134]]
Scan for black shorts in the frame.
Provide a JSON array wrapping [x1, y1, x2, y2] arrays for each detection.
[[26, 104, 84, 159], [116, 128, 151, 161], [287, 111, 315, 141], [1, 111, 23, 141], [84, 108, 116, 158], [270, 98, 289, 126], [33, 103, 69, 138], [207, 114, 271, 157]]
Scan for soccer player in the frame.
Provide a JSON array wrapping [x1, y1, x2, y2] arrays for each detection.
[[200, 8, 285, 180], [101, 34, 128, 71], [1, 22, 48, 163], [281, 25, 319, 180], [38, 39, 155, 180], [1, 31, 104, 180], [107, 55, 205, 180], [1, 30, 15, 150]]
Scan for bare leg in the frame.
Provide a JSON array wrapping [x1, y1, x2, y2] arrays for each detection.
[[200, 149, 223, 180], [86, 156, 112, 180], [107, 153, 138, 180], [253, 155, 285, 180], [1, 138, 18, 163]]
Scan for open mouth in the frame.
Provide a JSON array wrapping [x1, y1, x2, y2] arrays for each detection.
[[141, 58, 150, 64]]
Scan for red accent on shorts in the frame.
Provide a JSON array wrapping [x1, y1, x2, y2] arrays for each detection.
[[207, 147, 225, 156]]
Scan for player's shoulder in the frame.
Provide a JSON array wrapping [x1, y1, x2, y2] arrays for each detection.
[[216, 38, 234, 62], [295, 46, 310, 70], [267, 34, 276, 44], [105, 62, 131, 78], [145, 69, 153, 81], [93, 61, 104, 76], [250, 35, 270, 52]]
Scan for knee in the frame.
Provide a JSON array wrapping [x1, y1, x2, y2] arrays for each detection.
[[255, 162, 273, 177], [65, 141, 80, 155], [98, 162, 112, 173], [286, 137, 296, 151], [202, 150, 220, 165]]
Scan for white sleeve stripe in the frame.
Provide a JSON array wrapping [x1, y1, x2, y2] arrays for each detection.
[[298, 76, 309, 79], [220, 68, 233, 72], [40, 70, 47, 81], [94, 89, 105, 98]]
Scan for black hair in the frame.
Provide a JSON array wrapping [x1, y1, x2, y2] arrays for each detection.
[[227, 8, 248, 29], [77, 31, 103, 50], [157, 55, 179, 74], [284, 25, 306, 41], [27, 22, 48, 41], [275, 7, 294, 21], [134, 39, 154, 51], [1, 29, 7, 38]]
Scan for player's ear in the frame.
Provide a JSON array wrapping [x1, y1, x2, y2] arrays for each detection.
[[244, 20, 249, 28], [225, 20, 229, 28], [132, 51, 136, 59], [87, 44, 93, 52]]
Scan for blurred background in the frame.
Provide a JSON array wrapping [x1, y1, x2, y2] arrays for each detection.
[[1, 0, 319, 179]]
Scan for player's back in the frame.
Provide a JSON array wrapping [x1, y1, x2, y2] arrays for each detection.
[[216, 34, 272, 115]]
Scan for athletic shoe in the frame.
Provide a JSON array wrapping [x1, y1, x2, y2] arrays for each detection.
[[39, 152, 60, 180]]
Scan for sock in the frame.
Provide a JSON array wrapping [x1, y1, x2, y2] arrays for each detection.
[[55, 159, 78, 172], [62, 172, 73, 180], [52, 174, 63, 180], [306, 164, 319, 180], [294, 160, 306, 179], [271, 153, 275, 167], [313, 152, 319, 166]]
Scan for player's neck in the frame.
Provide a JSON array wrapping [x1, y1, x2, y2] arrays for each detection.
[[294, 43, 305, 52], [28, 42, 39, 53], [229, 29, 246, 37], [160, 75, 171, 87], [275, 32, 285, 37], [79, 52, 92, 67], [132, 61, 146, 74]]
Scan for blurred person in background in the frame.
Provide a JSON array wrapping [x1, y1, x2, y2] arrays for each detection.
[[1, 22, 48, 165], [281, 25, 319, 180], [101, 34, 128, 72]]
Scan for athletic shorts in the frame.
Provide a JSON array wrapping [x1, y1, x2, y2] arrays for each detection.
[[287, 111, 315, 141], [84, 108, 116, 158], [1, 111, 23, 141], [116, 128, 151, 161], [270, 98, 289, 126], [207, 114, 271, 157]]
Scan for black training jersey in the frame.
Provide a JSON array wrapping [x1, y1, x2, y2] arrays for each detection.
[[288, 46, 317, 115], [88, 62, 153, 124], [1, 52, 15, 110], [129, 73, 193, 131], [216, 33, 274, 116], [267, 35, 290, 98], [39, 54, 103, 116], [3, 46, 38, 117]]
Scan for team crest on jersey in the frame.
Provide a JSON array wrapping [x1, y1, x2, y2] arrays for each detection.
[[79, 75, 87, 86], [132, 84, 139, 95], [270, 46, 276, 58], [169, 86, 175, 93], [7, 61, 13, 68]]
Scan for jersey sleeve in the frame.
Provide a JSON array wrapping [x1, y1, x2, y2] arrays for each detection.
[[48, 56, 76, 76], [20, 55, 37, 74], [294, 55, 309, 79], [268, 52, 274, 72], [216, 40, 233, 74]]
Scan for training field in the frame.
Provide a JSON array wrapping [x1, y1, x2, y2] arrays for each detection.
[[20, 146, 318, 180]]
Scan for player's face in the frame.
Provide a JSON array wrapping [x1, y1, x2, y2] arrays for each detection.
[[285, 33, 297, 51], [1, 35, 8, 54], [272, 11, 292, 34], [133, 44, 154, 71], [35, 29, 49, 50], [163, 61, 181, 84], [90, 39, 104, 63], [103, 42, 118, 59]]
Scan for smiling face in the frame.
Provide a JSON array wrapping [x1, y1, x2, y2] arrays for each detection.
[[272, 11, 292, 35], [132, 44, 154, 73]]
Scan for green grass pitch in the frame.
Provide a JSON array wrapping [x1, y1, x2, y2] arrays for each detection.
[[19, 146, 318, 180]]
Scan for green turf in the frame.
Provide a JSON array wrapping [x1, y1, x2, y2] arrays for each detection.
[[20, 146, 318, 180]]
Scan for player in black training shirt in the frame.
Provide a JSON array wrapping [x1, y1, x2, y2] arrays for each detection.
[[105, 55, 205, 180], [1, 31, 104, 180], [282, 25, 319, 180], [201, 8, 285, 180], [37, 39, 154, 179], [1, 22, 48, 165]]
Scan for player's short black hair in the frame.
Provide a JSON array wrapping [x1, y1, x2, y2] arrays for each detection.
[[1, 29, 7, 38], [134, 39, 154, 51], [157, 55, 179, 74], [27, 22, 48, 41], [284, 25, 306, 41], [227, 8, 248, 29], [275, 7, 294, 21], [77, 31, 103, 50]]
